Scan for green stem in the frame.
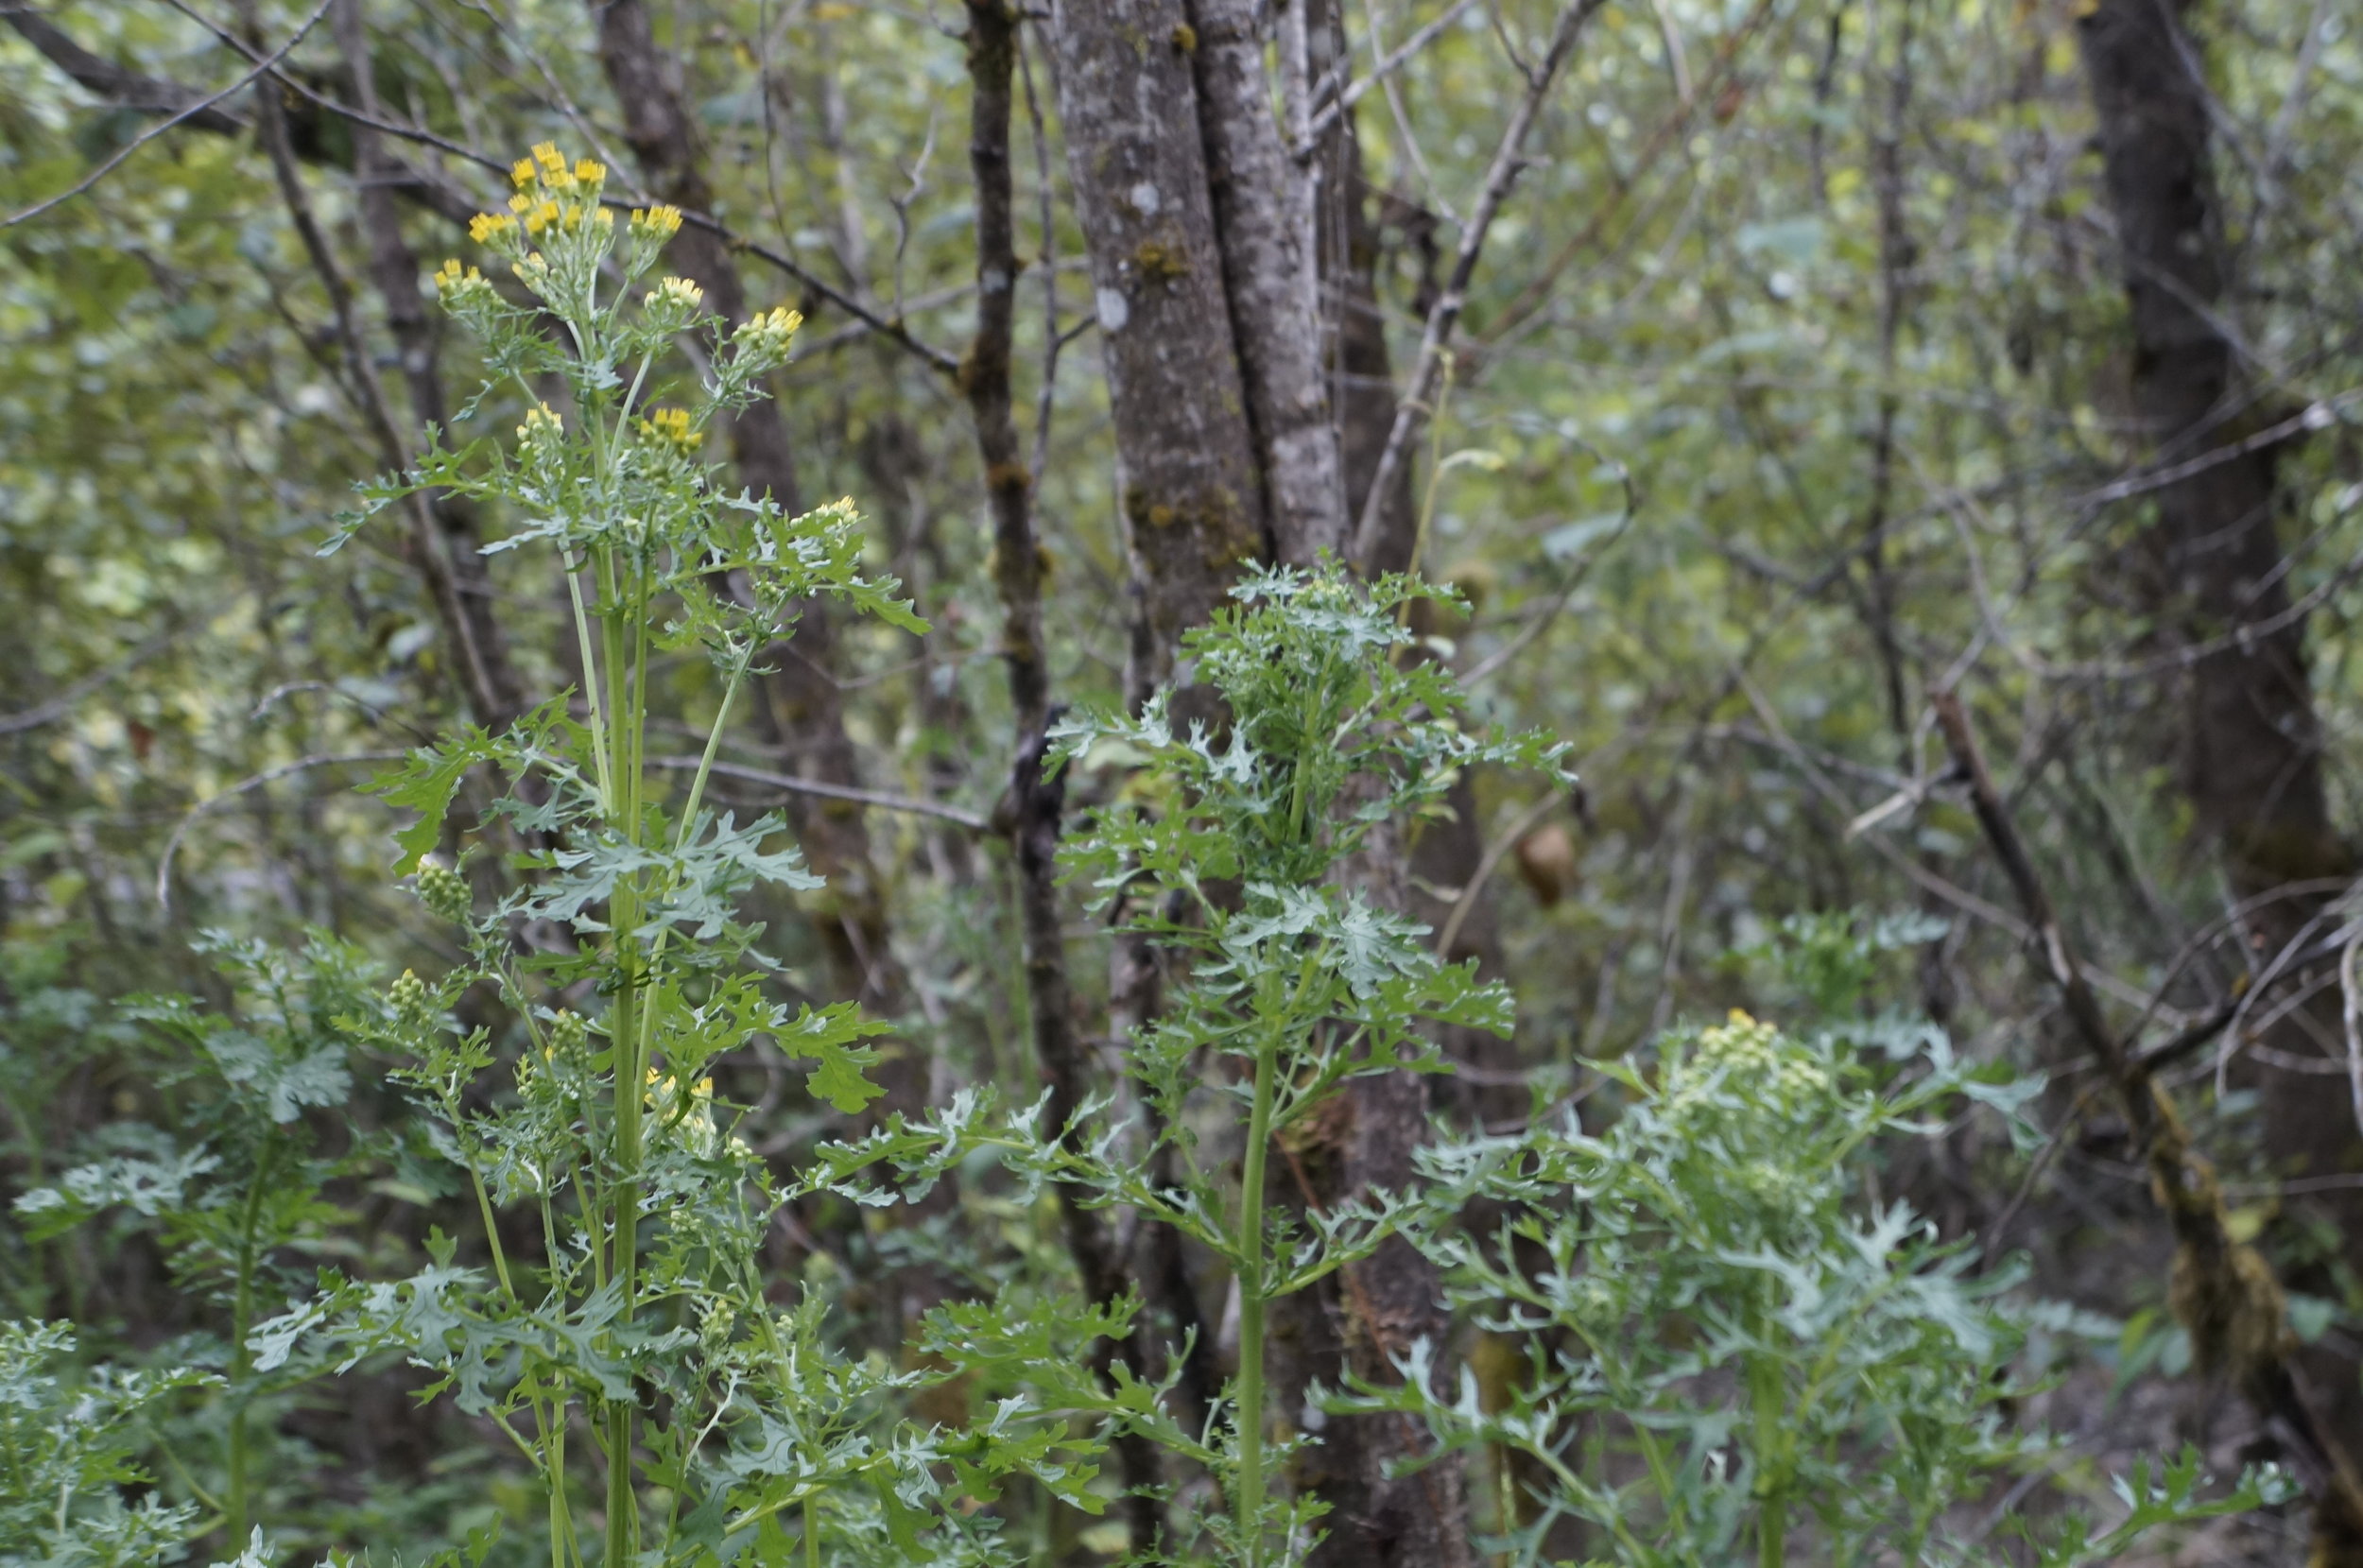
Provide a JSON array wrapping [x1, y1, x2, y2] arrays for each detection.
[[564, 553, 615, 812], [1235, 1023, 1279, 1568], [597, 541, 646, 1568], [225, 1139, 279, 1552], [1751, 1340, 1787, 1568], [546, 1401, 569, 1568]]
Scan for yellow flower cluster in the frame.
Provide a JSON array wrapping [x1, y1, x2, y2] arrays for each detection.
[[1695, 1008, 1827, 1097], [513, 143, 606, 196], [733, 304, 803, 358], [433, 258, 489, 297], [516, 402, 563, 449], [507, 193, 612, 237], [638, 406, 703, 453], [464, 144, 613, 250], [647, 275, 705, 312], [630, 205, 684, 241]]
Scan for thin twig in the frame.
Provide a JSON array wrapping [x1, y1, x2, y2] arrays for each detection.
[[157, 750, 408, 908], [1300, 0, 1486, 146], [1, 0, 335, 229], [59, 2, 962, 375], [650, 757, 988, 832], [1929, 684, 2363, 1522], [1350, 0, 1606, 567]]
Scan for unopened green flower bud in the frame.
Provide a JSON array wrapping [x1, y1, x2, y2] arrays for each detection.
[[415, 862, 472, 925], [389, 969, 432, 1025], [547, 1009, 588, 1058]]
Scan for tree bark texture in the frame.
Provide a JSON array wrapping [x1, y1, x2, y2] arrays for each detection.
[[1252, 23, 1473, 1552], [2077, 0, 2362, 1457], [1046, 0, 1268, 706], [2077, 0, 2335, 896], [1184, 0, 1346, 564]]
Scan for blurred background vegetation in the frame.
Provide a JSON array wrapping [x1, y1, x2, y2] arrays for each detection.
[[4, 0, 2363, 1560]]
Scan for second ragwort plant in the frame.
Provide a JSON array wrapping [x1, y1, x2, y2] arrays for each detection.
[[255, 145, 1112, 1568]]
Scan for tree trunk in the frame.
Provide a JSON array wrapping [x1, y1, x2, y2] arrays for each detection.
[[1045, 0, 1268, 707], [2077, 0, 2362, 1462], [1184, 0, 1345, 563], [1047, 9, 1484, 1558]]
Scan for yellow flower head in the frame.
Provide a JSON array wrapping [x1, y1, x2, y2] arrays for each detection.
[[533, 142, 566, 177], [638, 405, 703, 453], [433, 258, 486, 293], [733, 305, 803, 362], [630, 205, 684, 241], [468, 211, 518, 245], [523, 198, 561, 235], [511, 157, 537, 189], [647, 275, 705, 312], [574, 158, 606, 186], [516, 402, 562, 445]]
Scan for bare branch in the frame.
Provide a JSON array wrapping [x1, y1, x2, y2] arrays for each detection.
[[653, 758, 989, 833], [2, 0, 335, 229], [1349, 0, 1606, 569], [0, 1, 244, 130], [1298, 0, 1484, 148]]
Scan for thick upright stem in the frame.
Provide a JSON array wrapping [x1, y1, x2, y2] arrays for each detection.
[[225, 1173, 264, 1548], [591, 0, 921, 1044], [1235, 1026, 1277, 1568], [1751, 1340, 1786, 1568], [596, 548, 647, 1568]]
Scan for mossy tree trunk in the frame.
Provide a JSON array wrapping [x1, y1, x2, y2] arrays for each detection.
[[2077, 0, 2362, 1457]]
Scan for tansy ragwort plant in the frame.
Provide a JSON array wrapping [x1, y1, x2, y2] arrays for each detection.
[[1344, 922, 2292, 1567], [0, 1321, 216, 1568], [15, 933, 380, 1551], [250, 146, 1112, 1568], [1039, 567, 1570, 1567]]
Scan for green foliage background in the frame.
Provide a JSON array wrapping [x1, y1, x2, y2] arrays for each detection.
[[4, 0, 2363, 1562]]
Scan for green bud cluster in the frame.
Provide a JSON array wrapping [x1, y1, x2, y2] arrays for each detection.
[[388, 969, 433, 1029], [414, 862, 473, 925]]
